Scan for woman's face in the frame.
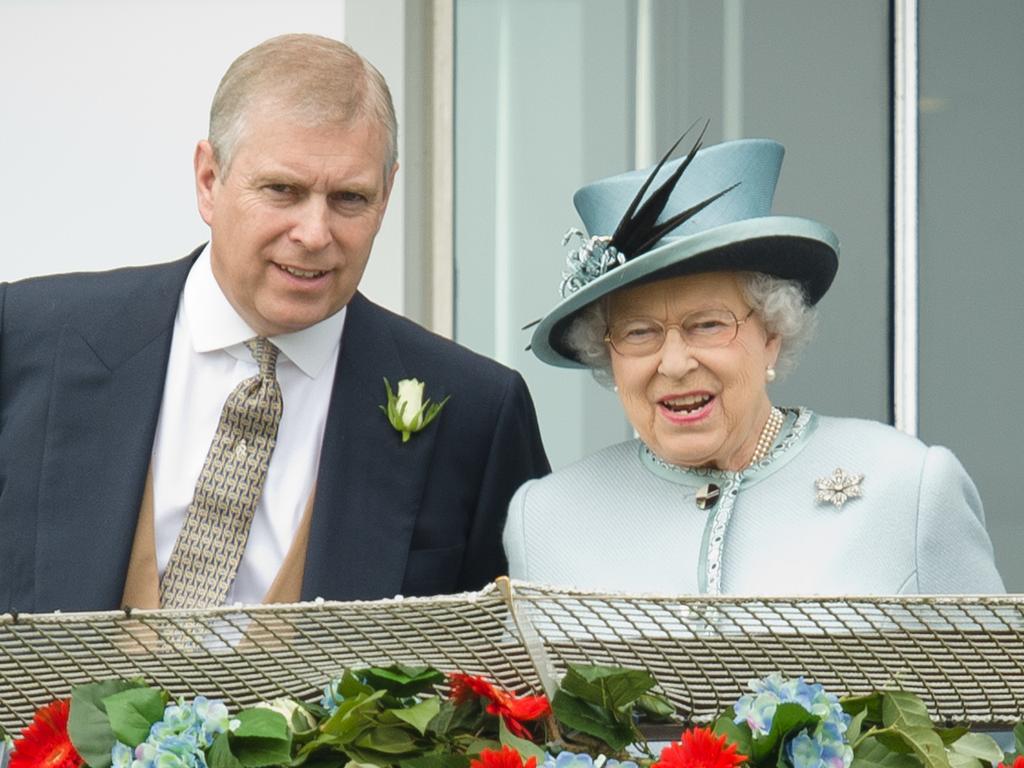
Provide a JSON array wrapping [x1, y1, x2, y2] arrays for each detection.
[[607, 272, 781, 471]]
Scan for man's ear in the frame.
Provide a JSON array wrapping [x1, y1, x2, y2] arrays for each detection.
[[194, 140, 220, 226]]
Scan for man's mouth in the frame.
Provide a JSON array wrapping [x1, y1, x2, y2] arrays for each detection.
[[277, 264, 327, 279], [660, 394, 713, 413]]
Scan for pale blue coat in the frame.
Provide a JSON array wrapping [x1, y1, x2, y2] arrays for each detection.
[[503, 410, 1005, 595]]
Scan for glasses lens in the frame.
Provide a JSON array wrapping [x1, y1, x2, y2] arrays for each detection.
[[609, 319, 665, 356], [681, 309, 740, 347], [607, 308, 741, 356]]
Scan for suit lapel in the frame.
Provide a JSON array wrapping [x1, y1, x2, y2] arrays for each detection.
[[34, 253, 197, 611], [302, 294, 441, 601]]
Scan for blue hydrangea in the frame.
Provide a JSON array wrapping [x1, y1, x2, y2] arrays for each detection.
[[541, 752, 640, 768], [320, 678, 345, 715], [111, 696, 235, 768], [733, 673, 853, 768]]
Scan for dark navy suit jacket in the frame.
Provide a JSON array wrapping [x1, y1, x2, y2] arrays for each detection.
[[0, 249, 550, 612]]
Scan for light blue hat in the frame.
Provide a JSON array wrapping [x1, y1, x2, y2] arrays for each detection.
[[530, 133, 839, 368]]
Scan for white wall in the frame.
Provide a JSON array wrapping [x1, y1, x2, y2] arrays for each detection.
[[0, 0, 407, 314]]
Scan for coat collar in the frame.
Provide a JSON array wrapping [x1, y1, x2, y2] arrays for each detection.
[[34, 250, 200, 611], [301, 292, 442, 601]]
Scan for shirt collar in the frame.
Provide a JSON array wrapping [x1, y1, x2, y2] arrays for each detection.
[[182, 245, 345, 378]]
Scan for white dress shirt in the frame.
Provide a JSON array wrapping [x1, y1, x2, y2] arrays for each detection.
[[150, 247, 343, 604]]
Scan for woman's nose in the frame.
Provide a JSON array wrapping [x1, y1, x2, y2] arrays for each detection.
[[657, 327, 698, 378]]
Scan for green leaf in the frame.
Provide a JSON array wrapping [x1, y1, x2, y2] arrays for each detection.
[[946, 753, 981, 768], [712, 712, 753, 758], [844, 693, 884, 726], [847, 709, 868, 744], [322, 691, 388, 742], [233, 708, 290, 741], [875, 726, 951, 768], [499, 717, 548, 763], [1015, 722, 1024, 755], [936, 727, 969, 747], [360, 665, 446, 698], [390, 698, 441, 736], [103, 687, 167, 748], [881, 691, 933, 730], [68, 679, 146, 768], [551, 690, 634, 751], [950, 733, 1005, 764], [560, 665, 655, 712], [353, 725, 421, 755], [209, 732, 245, 768], [464, 737, 502, 757], [231, 709, 293, 767], [636, 693, 675, 721], [853, 736, 924, 768], [750, 702, 818, 763]]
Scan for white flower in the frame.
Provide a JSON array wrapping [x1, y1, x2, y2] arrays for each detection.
[[396, 379, 426, 431], [381, 377, 450, 442]]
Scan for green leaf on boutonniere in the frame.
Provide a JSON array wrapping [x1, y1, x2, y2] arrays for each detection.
[[381, 378, 450, 442]]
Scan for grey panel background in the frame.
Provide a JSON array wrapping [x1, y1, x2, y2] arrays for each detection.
[[919, 1, 1024, 590], [454, 0, 890, 458]]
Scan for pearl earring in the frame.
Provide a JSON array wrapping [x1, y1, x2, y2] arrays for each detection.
[[765, 366, 777, 383]]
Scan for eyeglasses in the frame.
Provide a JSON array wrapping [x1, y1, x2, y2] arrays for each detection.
[[604, 308, 755, 357]]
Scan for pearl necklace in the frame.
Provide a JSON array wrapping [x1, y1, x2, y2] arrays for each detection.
[[748, 407, 784, 466]]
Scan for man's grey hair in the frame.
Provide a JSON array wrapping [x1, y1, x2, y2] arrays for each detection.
[[564, 271, 817, 385], [209, 33, 398, 177]]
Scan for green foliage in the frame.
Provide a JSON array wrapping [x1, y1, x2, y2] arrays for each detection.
[[67, 679, 148, 768], [551, 664, 672, 753]]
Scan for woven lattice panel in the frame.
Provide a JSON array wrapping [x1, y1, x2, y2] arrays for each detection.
[[2, 581, 1023, 733]]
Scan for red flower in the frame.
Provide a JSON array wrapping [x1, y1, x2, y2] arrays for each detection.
[[654, 727, 747, 768], [471, 745, 538, 768], [449, 673, 551, 739], [998, 758, 1024, 768], [9, 699, 84, 768]]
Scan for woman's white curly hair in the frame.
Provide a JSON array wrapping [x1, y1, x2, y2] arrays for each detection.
[[563, 271, 816, 386]]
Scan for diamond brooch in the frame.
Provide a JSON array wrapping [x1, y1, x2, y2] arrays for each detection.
[[815, 467, 864, 509]]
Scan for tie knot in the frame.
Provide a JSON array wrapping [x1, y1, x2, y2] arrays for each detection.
[[245, 337, 280, 380]]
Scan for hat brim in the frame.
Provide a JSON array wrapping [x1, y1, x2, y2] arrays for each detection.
[[530, 216, 839, 368]]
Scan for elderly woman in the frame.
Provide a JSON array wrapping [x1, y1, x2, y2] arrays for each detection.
[[504, 131, 1004, 595]]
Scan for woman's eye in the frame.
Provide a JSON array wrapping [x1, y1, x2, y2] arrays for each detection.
[[622, 325, 660, 341], [689, 320, 729, 334]]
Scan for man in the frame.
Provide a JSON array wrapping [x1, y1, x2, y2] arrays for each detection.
[[0, 34, 549, 613]]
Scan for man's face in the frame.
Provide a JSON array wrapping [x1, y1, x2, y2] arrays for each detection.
[[195, 110, 397, 337]]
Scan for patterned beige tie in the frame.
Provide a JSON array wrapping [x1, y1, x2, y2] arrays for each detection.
[[160, 338, 284, 609]]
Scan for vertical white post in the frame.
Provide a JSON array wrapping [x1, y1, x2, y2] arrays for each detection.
[[635, 0, 656, 168], [893, 0, 919, 435], [494, 3, 513, 364], [722, 0, 744, 140]]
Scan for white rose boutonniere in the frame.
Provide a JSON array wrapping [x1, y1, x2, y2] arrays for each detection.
[[381, 377, 450, 442]]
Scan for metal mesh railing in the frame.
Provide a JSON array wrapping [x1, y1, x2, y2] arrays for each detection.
[[2, 580, 1022, 732]]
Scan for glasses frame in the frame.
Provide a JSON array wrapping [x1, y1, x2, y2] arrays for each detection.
[[604, 307, 756, 357]]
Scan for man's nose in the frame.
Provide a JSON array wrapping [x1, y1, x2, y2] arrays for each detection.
[[290, 198, 332, 252], [657, 327, 699, 378]]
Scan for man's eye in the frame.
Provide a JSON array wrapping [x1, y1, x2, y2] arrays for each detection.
[[334, 191, 368, 204], [265, 184, 294, 195]]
